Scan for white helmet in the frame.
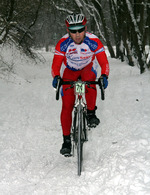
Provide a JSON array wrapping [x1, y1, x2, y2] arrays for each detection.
[[65, 13, 87, 30]]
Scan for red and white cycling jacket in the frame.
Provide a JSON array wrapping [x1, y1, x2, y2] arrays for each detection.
[[51, 32, 109, 77]]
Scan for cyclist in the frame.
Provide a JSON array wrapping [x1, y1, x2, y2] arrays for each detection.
[[51, 13, 109, 156]]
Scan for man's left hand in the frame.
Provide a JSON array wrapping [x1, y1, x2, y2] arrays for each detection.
[[101, 74, 108, 89]]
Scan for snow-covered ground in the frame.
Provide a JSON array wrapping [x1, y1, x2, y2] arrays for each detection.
[[0, 45, 150, 195]]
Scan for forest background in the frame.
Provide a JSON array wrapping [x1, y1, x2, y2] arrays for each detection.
[[0, 0, 149, 74]]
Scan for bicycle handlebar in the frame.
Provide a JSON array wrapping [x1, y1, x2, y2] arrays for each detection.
[[56, 78, 105, 101]]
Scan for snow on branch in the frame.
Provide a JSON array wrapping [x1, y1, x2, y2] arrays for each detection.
[[52, 1, 72, 14], [74, 0, 83, 9], [80, 0, 106, 42]]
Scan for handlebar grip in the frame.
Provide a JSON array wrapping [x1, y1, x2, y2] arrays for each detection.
[[98, 77, 105, 100], [56, 77, 62, 100]]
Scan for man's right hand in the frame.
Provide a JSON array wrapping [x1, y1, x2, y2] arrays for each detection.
[[52, 75, 61, 88]]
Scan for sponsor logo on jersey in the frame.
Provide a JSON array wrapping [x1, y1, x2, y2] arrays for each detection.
[[68, 48, 77, 54], [81, 48, 87, 52]]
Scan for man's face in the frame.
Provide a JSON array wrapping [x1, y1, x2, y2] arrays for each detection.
[[67, 26, 87, 44]]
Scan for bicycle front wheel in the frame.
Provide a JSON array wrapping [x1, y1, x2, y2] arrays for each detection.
[[77, 104, 84, 176]]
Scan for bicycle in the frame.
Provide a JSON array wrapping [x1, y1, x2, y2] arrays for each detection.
[[55, 77, 105, 176]]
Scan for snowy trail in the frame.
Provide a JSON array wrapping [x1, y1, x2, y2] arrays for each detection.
[[0, 49, 150, 195]]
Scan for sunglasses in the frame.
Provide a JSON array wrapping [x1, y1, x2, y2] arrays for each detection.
[[69, 27, 85, 34]]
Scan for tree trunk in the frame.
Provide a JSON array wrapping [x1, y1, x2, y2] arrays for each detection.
[[123, 0, 146, 73], [92, 0, 115, 58]]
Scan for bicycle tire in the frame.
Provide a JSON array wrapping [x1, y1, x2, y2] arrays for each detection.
[[77, 103, 83, 176]]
